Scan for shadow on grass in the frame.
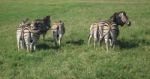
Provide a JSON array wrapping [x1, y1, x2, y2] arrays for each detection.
[[118, 40, 138, 49], [66, 39, 84, 45], [118, 39, 150, 49], [37, 43, 59, 50]]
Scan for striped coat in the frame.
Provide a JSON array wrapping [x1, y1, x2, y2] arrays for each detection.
[[17, 21, 40, 52], [88, 11, 131, 51], [51, 20, 65, 46], [88, 21, 116, 49]]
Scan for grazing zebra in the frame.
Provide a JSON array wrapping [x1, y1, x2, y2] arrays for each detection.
[[17, 20, 40, 52], [51, 20, 65, 46], [33, 16, 51, 40]]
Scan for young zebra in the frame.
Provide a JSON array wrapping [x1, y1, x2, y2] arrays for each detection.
[[51, 20, 65, 46]]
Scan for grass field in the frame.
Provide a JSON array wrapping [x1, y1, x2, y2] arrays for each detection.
[[0, 0, 150, 79]]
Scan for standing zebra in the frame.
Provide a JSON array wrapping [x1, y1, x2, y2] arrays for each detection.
[[17, 20, 40, 52], [51, 20, 65, 46], [99, 11, 131, 50], [16, 18, 29, 51], [88, 11, 131, 51], [33, 16, 51, 40]]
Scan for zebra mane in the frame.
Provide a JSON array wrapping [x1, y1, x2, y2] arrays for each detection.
[[109, 11, 128, 26]]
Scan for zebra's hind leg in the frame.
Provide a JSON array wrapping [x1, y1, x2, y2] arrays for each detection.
[[33, 44, 36, 51], [104, 38, 109, 51], [58, 34, 62, 46], [99, 36, 103, 46], [26, 44, 30, 52], [93, 30, 98, 48], [17, 40, 20, 51], [104, 34, 110, 51], [53, 31, 58, 46], [94, 37, 97, 48], [88, 34, 92, 46], [109, 39, 113, 47]]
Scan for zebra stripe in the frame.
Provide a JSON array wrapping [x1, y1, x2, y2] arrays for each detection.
[[17, 22, 40, 52], [51, 20, 65, 46]]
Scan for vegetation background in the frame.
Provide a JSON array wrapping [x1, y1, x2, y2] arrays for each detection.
[[0, 0, 150, 79]]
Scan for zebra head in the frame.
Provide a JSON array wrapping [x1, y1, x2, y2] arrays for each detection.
[[110, 11, 131, 26], [43, 15, 51, 28]]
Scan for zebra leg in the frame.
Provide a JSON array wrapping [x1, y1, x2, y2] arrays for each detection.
[[58, 34, 62, 46], [26, 43, 30, 52], [30, 43, 33, 52], [110, 30, 119, 49], [88, 33, 92, 46], [93, 31, 98, 48], [99, 34, 103, 46], [20, 40, 26, 49], [33, 43, 36, 51], [53, 31, 58, 46], [109, 39, 113, 47], [104, 35, 110, 51], [104, 38, 109, 51], [17, 40, 20, 51]]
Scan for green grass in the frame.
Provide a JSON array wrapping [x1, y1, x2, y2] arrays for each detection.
[[0, 0, 150, 79]]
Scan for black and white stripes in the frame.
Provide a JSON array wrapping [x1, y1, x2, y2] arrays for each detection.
[[88, 11, 131, 51], [17, 19, 40, 52]]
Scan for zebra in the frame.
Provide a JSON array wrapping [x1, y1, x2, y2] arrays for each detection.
[[88, 11, 131, 51], [51, 20, 65, 46], [99, 11, 131, 50], [88, 21, 115, 48], [16, 18, 29, 51], [33, 16, 51, 40], [17, 19, 40, 52]]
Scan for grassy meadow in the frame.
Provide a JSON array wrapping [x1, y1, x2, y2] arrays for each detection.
[[0, 0, 150, 79]]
